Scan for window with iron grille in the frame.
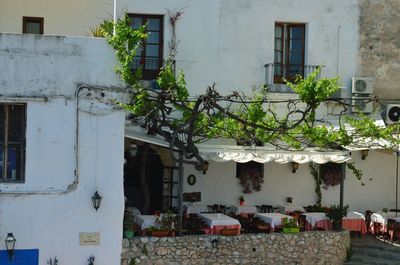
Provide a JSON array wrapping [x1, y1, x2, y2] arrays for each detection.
[[128, 14, 164, 80], [274, 23, 305, 84], [0, 104, 26, 182]]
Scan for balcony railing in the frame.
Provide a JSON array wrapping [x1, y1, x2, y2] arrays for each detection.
[[132, 57, 176, 80], [264, 63, 320, 93]]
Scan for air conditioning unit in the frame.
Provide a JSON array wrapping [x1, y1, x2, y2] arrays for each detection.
[[352, 77, 374, 94], [352, 97, 373, 114], [386, 104, 400, 124]]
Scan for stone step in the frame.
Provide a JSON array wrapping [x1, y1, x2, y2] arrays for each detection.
[[351, 242, 400, 253]]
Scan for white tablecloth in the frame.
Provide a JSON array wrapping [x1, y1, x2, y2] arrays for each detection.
[[183, 204, 210, 215], [371, 212, 398, 225], [229, 205, 257, 215], [255, 213, 291, 230], [134, 215, 159, 230], [302, 212, 329, 227], [276, 204, 305, 214], [344, 211, 365, 220], [197, 213, 241, 228]]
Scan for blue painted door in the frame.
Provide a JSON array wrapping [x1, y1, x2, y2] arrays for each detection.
[[0, 249, 39, 265]]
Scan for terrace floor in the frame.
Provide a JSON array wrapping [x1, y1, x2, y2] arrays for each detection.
[[345, 235, 400, 265]]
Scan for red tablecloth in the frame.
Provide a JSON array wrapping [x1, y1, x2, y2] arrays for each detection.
[[304, 220, 332, 231], [203, 224, 241, 235], [342, 219, 367, 235]]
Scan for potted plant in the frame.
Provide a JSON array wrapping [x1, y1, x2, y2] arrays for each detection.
[[325, 204, 349, 230], [281, 216, 300, 234], [148, 211, 176, 237], [239, 195, 245, 206], [123, 214, 135, 239]]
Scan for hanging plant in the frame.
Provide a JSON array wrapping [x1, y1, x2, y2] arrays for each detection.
[[321, 162, 342, 189], [237, 162, 264, 194]]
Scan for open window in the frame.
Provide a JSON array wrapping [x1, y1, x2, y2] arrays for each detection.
[[274, 23, 305, 83], [128, 14, 164, 80]]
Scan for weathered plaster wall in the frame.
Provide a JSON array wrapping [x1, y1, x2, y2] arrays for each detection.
[[121, 231, 350, 265], [119, 0, 359, 97], [358, 0, 400, 99], [0, 34, 125, 265], [0, 0, 113, 36], [183, 150, 398, 213]]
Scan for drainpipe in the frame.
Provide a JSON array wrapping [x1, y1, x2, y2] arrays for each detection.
[[113, 0, 117, 36], [177, 152, 184, 236]]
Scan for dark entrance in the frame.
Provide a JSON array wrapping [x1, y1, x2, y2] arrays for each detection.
[[124, 144, 164, 214]]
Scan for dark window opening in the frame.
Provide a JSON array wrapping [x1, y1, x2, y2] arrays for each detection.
[[23, 17, 44, 34], [274, 23, 305, 83], [0, 104, 26, 183], [128, 14, 163, 80]]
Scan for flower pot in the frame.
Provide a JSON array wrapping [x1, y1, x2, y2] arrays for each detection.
[[151, 230, 170, 237], [240, 201, 244, 206], [282, 227, 300, 234], [123, 230, 135, 239]]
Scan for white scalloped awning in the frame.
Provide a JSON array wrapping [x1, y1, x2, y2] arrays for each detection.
[[197, 144, 350, 164], [125, 125, 351, 164]]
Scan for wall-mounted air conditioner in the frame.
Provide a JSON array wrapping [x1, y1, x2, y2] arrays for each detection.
[[352, 98, 373, 114], [352, 77, 374, 94], [386, 104, 400, 124]]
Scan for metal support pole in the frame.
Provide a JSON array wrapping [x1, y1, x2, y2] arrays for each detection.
[[177, 152, 184, 236], [339, 162, 346, 227]]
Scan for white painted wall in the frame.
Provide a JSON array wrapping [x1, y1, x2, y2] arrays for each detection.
[[118, 0, 359, 97], [0, 34, 125, 265], [183, 150, 398, 214]]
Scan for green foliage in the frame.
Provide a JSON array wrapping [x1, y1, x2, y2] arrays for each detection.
[[286, 67, 339, 105], [87, 19, 114, 37], [309, 163, 322, 206], [346, 162, 364, 186], [325, 204, 349, 222], [281, 216, 298, 228]]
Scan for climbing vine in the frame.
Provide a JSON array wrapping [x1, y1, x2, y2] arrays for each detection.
[[106, 14, 400, 171]]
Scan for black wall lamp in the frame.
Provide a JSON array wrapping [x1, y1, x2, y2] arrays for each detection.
[[361, 150, 369, 160], [291, 162, 299, 173], [5, 233, 16, 260], [92, 191, 102, 211], [210, 238, 219, 248]]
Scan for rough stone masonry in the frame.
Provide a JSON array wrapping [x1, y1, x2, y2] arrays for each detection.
[[121, 230, 350, 265]]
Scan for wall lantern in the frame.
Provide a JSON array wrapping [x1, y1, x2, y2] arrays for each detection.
[[195, 161, 209, 175], [5, 233, 16, 260], [129, 143, 138, 157], [91, 191, 102, 211], [210, 238, 219, 249], [291, 162, 299, 173], [361, 149, 369, 160]]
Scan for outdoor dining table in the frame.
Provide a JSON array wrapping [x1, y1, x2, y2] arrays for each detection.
[[133, 215, 160, 235], [229, 205, 257, 216], [255, 213, 292, 232], [342, 211, 367, 236], [183, 203, 210, 215], [302, 212, 332, 231], [370, 212, 397, 234], [276, 204, 305, 214], [197, 213, 241, 235]]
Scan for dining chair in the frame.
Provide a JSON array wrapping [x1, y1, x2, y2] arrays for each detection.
[[298, 214, 307, 232], [386, 219, 396, 241]]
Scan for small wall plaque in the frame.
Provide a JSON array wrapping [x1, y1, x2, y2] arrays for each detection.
[[79, 232, 100, 246]]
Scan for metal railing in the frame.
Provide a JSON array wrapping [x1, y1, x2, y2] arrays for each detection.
[[264, 63, 320, 92]]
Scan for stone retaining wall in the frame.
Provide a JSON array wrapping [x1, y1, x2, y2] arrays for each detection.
[[121, 230, 350, 265]]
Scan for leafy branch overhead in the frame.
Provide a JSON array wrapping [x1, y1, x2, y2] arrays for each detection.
[[106, 15, 400, 165]]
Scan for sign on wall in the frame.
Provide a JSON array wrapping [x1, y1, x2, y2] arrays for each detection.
[[79, 232, 100, 246]]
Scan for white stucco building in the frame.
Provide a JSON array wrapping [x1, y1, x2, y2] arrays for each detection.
[[0, 1, 398, 264]]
